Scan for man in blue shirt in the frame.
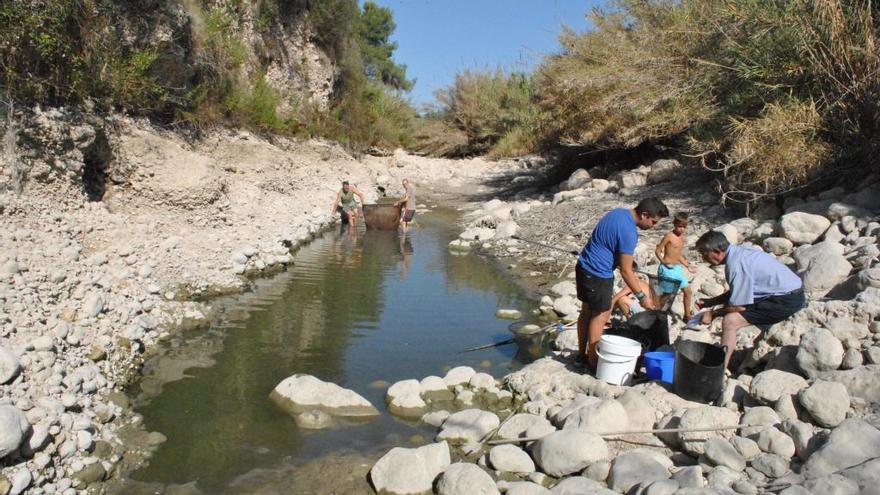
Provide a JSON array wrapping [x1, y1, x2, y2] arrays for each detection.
[[696, 231, 805, 368], [576, 197, 669, 369]]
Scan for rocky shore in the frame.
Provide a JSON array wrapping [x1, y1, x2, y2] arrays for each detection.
[[359, 160, 880, 494], [0, 108, 523, 494]]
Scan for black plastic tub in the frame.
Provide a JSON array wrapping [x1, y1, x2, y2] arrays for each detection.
[[674, 340, 726, 403], [606, 310, 670, 353]]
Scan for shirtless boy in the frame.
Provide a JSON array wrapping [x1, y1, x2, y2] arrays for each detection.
[[654, 212, 696, 319]]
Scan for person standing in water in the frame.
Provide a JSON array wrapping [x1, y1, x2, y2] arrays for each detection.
[[393, 178, 416, 233], [575, 197, 668, 369], [331, 180, 365, 226]]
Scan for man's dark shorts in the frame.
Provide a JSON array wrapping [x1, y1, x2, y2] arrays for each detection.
[[742, 289, 805, 331], [575, 264, 614, 311], [402, 209, 415, 222]]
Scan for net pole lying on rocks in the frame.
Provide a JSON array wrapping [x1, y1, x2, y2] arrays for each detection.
[[487, 423, 751, 445]]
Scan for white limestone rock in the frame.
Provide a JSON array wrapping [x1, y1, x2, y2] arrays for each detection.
[[798, 380, 850, 427], [796, 328, 844, 376], [750, 370, 809, 405], [0, 348, 21, 384], [780, 212, 832, 245], [0, 406, 30, 458], [370, 441, 451, 495], [530, 430, 608, 477], [488, 444, 535, 474], [561, 398, 628, 434], [437, 463, 499, 495], [444, 366, 476, 388], [436, 409, 499, 444], [608, 452, 670, 493], [677, 406, 741, 456], [801, 419, 880, 479], [269, 374, 379, 417]]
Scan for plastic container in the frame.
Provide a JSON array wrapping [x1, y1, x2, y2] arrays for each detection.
[[644, 351, 675, 383], [596, 335, 642, 385], [674, 340, 726, 403]]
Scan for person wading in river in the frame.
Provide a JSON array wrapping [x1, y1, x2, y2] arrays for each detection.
[[331, 180, 365, 226], [695, 230, 805, 369], [393, 178, 416, 233], [576, 197, 669, 370]]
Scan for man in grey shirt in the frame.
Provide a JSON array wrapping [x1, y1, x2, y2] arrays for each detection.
[[695, 231, 805, 367], [394, 178, 416, 233]]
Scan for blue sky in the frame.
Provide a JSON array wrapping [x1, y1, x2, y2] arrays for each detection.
[[369, 0, 607, 109]]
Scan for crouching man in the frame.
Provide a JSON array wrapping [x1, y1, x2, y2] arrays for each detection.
[[695, 231, 805, 368]]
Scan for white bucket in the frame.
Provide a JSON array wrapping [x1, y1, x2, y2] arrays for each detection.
[[596, 335, 642, 385]]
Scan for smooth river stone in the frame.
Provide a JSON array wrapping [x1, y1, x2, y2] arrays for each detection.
[[269, 374, 379, 417]]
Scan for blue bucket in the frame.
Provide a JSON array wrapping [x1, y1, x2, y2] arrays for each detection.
[[644, 351, 675, 383]]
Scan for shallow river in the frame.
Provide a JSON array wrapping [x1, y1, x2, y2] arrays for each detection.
[[127, 207, 543, 493]]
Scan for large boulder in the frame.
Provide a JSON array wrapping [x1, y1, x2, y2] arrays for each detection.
[[801, 419, 880, 479], [269, 374, 379, 417], [436, 463, 499, 495], [646, 159, 682, 185], [704, 438, 746, 471], [0, 407, 29, 459], [839, 457, 880, 495], [530, 430, 608, 477], [802, 255, 853, 298], [814, 365, 880, 403], [0, 348, 20, 385], [436, 409, 499, 444], [794, 240, 844, 271], [561, 399, 628, 433], [780, 212, 832, 245], [677, 406, 741, 456], [496, 413, 555, 442], [750, 370, 809, 405], [798, 381, 850, 427], [370, 442, 451, 495], [796, 328, 844, 376], [608, 452, 670, 493], [561, 169, 591, 191], [488, 444, 535, 474], [444, 366, 476, 387]]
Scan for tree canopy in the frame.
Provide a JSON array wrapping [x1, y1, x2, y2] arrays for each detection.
[[357, 1, 413, 91]]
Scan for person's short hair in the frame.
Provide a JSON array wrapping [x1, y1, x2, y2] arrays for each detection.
[[342, 180, 349, 186], [635, 197, 669, 218], [673, 212, 689, 226], [696, 230, 730, 252]]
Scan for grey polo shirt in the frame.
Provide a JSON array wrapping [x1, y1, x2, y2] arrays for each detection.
[[725, 245, 802, 306]]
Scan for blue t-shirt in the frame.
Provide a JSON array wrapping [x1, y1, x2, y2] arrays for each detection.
[[577, 208, 638, 278]]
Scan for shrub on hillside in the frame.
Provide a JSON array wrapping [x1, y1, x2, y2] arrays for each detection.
[[536, 0, 880, 201], [435, 69, 538, 156]]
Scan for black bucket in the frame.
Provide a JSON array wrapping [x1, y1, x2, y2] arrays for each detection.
[[606, 310, 670, 353], [674, 340, 726, 403]]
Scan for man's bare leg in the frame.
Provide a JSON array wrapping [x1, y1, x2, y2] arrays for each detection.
[[682, 287, 693, 319], [587, 309, 612, 369], [721, 312, 750, 368], [577, 304, 592, 359]]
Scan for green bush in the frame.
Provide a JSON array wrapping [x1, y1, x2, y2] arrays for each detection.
[[435, 69, 538, 156], [534, 0, 880, 200]]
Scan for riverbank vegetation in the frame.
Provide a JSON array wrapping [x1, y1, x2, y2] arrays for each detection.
[[429, 0, 880, 201], [0, 0, 415, 149]]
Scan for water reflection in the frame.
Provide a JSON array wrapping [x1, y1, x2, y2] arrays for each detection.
[[130, 208, 538, 492]]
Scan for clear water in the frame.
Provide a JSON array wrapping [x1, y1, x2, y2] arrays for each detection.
[[129, 208, 541, 493]]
